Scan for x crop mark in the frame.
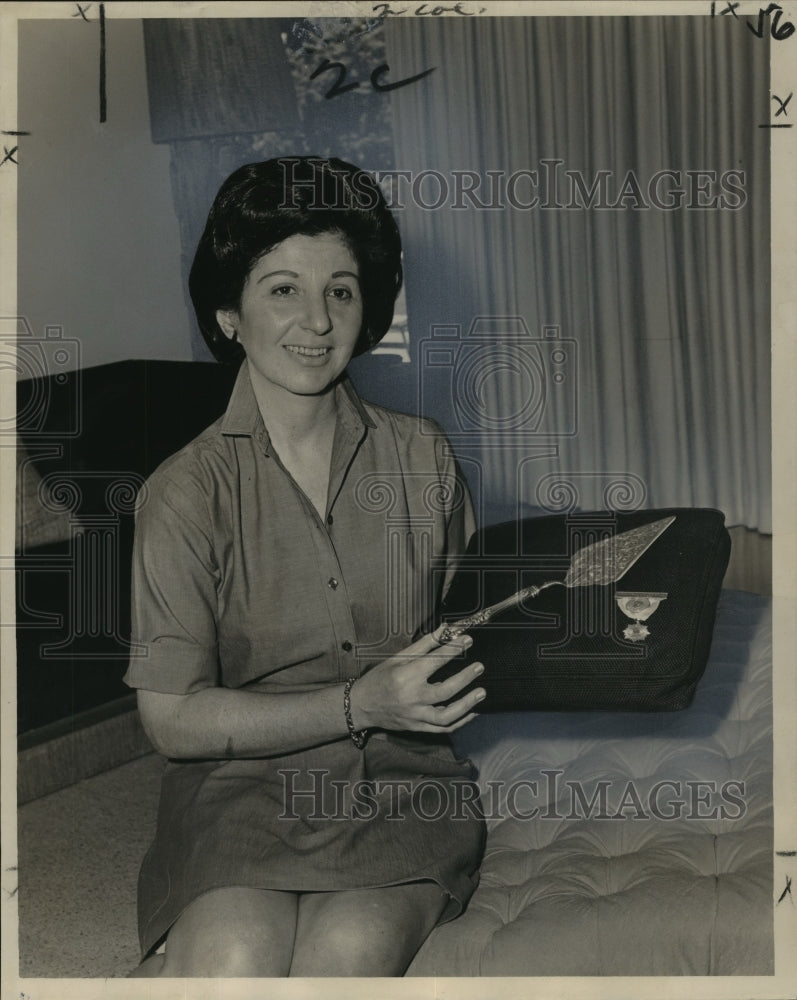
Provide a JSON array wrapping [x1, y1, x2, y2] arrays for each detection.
[[773, 92, 793, 117], [1, 146, 18, 166]]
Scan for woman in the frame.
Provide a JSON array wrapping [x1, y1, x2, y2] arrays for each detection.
[[125, 156, 486, 978]]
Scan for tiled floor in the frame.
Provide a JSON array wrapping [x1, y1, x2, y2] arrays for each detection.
[[17, 753, 164, 978]]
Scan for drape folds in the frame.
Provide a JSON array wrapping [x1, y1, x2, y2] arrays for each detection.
[[386, 16, 770, 532]]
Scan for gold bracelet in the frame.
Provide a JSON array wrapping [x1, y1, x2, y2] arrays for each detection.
[[343, 677, 367, 749]]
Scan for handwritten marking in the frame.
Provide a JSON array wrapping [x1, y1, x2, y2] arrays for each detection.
[[747, 3, 796, 39], [310, 59, 360, 99], [2, 130, 30, 136], [710, 0, 741, 16], [74, 0, 105, 121], [414, 1, 486, 12], [776, 874, 793, 904], [759, 94, 793, 126], [99, 3, 106, 123], [372, 2, 486, 15], [711, 1, 795, 38], [310, 58, 436, 99], [776, 850, 797, 856], [1, 146, 18, 166], [371, 62, 437, 92]]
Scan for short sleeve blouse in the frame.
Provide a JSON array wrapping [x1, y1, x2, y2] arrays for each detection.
[[123, 362, 475, 696]]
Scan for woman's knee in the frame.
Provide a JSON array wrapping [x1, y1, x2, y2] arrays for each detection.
[[295, 916, 423, 976], [292, 883, 447, 976], [291, 918, 397, 976], [160, 887, 298, 977], [161, 935, 280, 978]]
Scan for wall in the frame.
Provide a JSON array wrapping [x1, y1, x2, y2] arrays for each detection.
[[18, 18, 192, 372]]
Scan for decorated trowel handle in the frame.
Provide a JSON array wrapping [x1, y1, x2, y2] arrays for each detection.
[[434, 579, 563, 643]]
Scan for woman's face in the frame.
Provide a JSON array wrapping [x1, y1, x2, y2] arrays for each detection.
[[216, 231, 363, 400]]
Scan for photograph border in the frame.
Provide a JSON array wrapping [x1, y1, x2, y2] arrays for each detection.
[[1, 2, 795, 998]]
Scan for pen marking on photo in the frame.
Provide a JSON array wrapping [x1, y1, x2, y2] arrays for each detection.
[[310, 58, 436, 99], [711, 1, 795, 39], [372, 2, 487, 16], [310, 58, 361, 99], [746, 2, 795, 39], [371, 62, 437, 92], [99, 3, 107, 123], [710, 0, 741, 16], [759, 92, 793, 126]]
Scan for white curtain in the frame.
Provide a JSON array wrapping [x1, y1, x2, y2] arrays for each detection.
[[385, 15, 770, 532]]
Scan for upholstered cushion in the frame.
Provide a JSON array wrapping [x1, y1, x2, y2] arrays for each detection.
[[437, 508, 731, 711], [409, 591, 773, 975]]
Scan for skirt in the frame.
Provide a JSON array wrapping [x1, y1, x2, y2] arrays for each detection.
[[137, 728, 486, 956]]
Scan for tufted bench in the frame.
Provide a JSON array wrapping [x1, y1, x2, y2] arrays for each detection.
[[409, 590, 773, 976]]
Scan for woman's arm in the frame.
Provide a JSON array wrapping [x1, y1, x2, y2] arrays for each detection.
[[138, 630, 484, 759], [130, 435, 485, 761]]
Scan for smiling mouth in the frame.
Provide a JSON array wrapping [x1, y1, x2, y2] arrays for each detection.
[[284, 345, 332, 357]]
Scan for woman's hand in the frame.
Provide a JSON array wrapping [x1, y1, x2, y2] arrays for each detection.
[[348, 631, 485, 734], [136, 631, 484, 759]]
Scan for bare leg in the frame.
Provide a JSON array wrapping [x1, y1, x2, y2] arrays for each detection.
[[132, 887, 300, 977], [289, 882, 448, 977], [128, 952, 165, 977]]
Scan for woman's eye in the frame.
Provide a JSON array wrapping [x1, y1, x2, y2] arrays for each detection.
[[328, 287, 353, 301], [271, 285, 295, 297]]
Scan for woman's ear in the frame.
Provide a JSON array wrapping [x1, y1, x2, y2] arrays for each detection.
[[216, 309, 239, 341]]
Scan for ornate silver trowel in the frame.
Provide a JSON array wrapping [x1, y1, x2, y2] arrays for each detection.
[[436, 515, 676, 642]]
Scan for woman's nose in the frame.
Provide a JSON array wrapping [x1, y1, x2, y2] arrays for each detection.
[[301, 294, 332, 335]]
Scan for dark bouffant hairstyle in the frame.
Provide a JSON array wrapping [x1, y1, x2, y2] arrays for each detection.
[[189, 156, 403, 363]]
